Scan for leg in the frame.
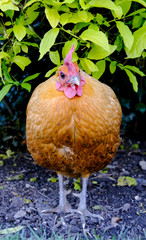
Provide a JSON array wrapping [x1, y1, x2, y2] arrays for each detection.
[[74, 176, 103, 229], [41, 173, 71, 214]]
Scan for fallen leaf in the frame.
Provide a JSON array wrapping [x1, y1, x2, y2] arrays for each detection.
[[6, 149, 15, 158], [92, 205, 101, 210], [0, 226, 24, 235], [24, 198, 31, 204], [30, 177, 37, 182], [117, 176, 137, 186], [139, 160, 146, 170], [0, 160, 4, 166], [130, 144, 139, 149], [11, 191, 20, 196], [111, 217, 121, 226], [47, 177, 58, 183], [92, 181, 98, 184], [6, 174, 23, 181], [74, 178, 81, 191], [0, 150, 15, 159], [0, 154, 8, 159]]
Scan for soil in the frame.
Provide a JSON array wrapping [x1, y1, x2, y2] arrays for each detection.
[[0, 139, 146, 239]]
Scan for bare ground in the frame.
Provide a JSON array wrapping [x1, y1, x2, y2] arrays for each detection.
[[0, 139, 146, 239]]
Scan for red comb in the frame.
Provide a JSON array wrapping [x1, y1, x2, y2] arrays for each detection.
[[64, 44, 75, 65]]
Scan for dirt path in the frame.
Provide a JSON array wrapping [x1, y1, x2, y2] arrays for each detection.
[[0, 141, 146, 239]]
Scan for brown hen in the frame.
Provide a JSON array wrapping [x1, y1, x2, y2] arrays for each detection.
[[26, 45, 122, 228]]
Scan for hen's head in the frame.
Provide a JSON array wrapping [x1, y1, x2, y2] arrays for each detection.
[[56, 45, 86, 99]]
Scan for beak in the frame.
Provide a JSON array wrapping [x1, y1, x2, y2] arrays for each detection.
[[67, 75, 80, 86]]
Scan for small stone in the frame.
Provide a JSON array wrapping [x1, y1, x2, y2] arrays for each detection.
[[122, 203, 131, 212], [14, 209, 26, 219], [5, 213, 14, 222], [135, 195, 142, 201], [139, 160, 146, 170], [10, 197, 24, 208]]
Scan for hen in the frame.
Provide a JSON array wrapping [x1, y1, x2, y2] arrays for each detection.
[[26, 45, 122, 227]]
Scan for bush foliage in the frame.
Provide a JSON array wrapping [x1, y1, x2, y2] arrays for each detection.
[[0, 0, 146, 98], [0, 0, 146, 148]]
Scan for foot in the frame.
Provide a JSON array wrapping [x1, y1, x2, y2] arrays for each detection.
[[75, 207, 103, 229]]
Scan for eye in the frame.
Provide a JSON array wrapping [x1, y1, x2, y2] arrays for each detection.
[[60, 72, 66, 79]]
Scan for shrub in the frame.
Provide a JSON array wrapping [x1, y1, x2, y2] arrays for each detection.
[[0, 0, 146, 148]]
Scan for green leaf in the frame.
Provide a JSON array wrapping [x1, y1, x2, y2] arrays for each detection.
[[96, 13, 104, 25], [24, 198, 31, 204], [80, 29, 110, 52], [126, 26, 146, 58], [23, 73, 40, 82], [117, 1, 131, 16], [23, 0, 39, 9], [124, 69, 138, 92], [0, 226, 24, 235], [116, 21, 134, 50], [127, 8, 146, 17], [21, 82, 31, 92], [130, 143, 139, 149], [92, 60, 106, 80], [116, 0, 146, 8], [0, 149, 14, 159], [0, 160, 4, 166], [0, 84, 13, 102], [21, 44, 28, 53], [80, 58, 98, 74], [124, 65, 145, 76], [62, 39, 78, 61], [109, 61, 117, 74], [89, 0, 123, 18], [13, 41, 21, 55], [0, 51, 10, 60], [132, 15, 143, 29], [117, 176, 137, 186], [47, 177, 58, 183], [0, 1, 19, 11], [65, 0, 74, 3], [60, 13, 72, 25], [114, 35, 123, 52], [74, 178, 81, 191], [89, 0, 118, 10], [2, 60, 15, 84], [21, 41, 39, 48], [92, 205, 101, 210], [30, 177, 37, 182], [67, 11, 94, 24], [5, 9, 14, 19], [26, 3, 39, 24], [6, 149, 14, 157], [49, 50, 60, 65], [88, 44, 116, 60], [45, 66, 58, 78], [39, 28, 59, 60], [78, 10, 88, 21], [13, 56, 31, 70], [13, 24, 26, 41], [45, 7, 60, 28]]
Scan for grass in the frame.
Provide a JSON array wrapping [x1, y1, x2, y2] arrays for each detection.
[[0, 225, 145, 240]]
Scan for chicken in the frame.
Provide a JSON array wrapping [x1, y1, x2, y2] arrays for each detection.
[[26, 45, 122, 228]]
